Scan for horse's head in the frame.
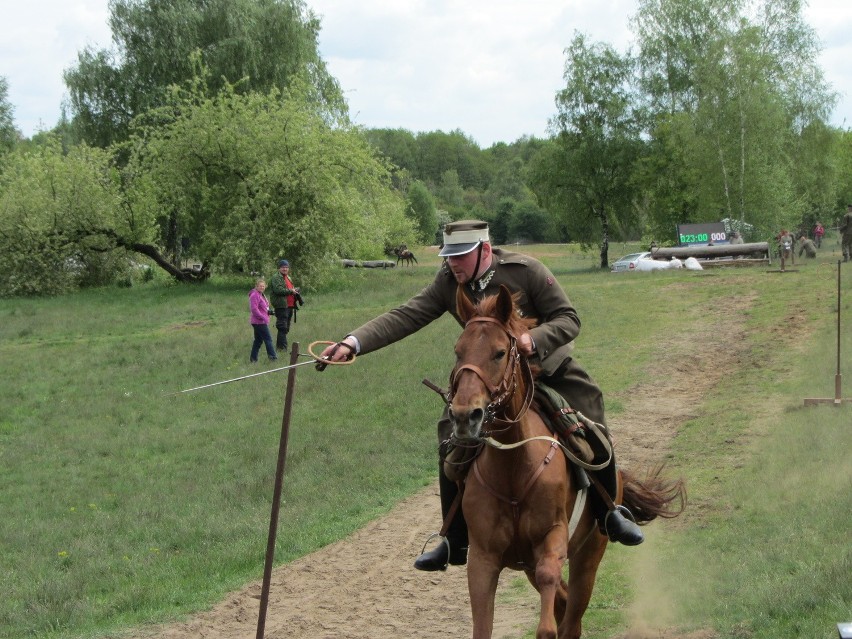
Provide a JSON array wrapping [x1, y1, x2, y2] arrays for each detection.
[[448, 285, 535, 441]]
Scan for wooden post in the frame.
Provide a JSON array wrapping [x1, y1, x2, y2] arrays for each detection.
[[256, 342, 301, 638]]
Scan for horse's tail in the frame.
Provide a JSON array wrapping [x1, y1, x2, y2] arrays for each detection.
[[620, 464, 686, 525]]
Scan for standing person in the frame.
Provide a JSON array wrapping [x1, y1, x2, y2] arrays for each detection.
[[730, 231, 744, 245], [798, 235, 817, 259], [841, 205, 852, 263], [249, 279, 277, 363], [269, 259, 298, 352], [813, 221, 825, 248], [777, 229, 794, 271], [320, 220, 644, 573]]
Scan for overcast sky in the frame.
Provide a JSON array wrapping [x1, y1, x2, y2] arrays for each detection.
[[3, 0, 851, 148]]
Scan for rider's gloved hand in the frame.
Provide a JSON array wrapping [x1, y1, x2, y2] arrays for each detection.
[[316, 338, 357, 371]]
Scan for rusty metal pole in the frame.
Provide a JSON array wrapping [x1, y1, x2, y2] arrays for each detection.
[[834, 262, 842, 403], [804, 262, 850, 406], [256, 342, 300, 639]]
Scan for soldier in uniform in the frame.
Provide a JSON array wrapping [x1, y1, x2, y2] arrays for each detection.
[[320, 220, 644, 572], [798, 235, 817, 259], [841, 205, 852, 263]]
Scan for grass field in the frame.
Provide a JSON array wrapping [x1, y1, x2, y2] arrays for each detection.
[[1, 239, 850, 639]]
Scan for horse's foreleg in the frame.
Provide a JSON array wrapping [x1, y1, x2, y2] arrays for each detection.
[[467, 551, 501, 639]]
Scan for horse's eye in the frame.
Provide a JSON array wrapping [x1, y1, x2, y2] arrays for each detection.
[[495, 349, 506, 360]]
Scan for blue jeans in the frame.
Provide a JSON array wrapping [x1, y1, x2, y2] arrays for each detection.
[[250, 324, 277, 361]]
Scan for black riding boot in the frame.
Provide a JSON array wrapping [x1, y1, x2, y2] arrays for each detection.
[[589, 461, 644, 546], [414, 469, 469, 571]]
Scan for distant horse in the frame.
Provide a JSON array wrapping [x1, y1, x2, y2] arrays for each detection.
[[393, 246, 418, 266], [448, 284, 685, 639]]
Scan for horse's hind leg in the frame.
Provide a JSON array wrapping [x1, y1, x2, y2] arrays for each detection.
[[560, 533, 607, 639]]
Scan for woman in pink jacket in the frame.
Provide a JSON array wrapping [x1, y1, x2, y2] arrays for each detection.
[[249, 278, 278, 363]]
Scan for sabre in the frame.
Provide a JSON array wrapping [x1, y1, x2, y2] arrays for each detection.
[[169, 341, 354, 396], [171, 359, 319, 395]]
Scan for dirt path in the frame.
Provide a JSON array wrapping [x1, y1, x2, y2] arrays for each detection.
[[124, 294, 755, 639]]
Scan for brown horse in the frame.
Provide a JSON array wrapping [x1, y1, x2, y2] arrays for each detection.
[[393, 246, 418, 266], [448, 284, 684, 639]]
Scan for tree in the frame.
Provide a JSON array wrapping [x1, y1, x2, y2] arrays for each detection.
[[0, 75, 412, 295], [633, 0, 837, 238], [406, 181, 438, 243], [64, 0, 344, 148], [0, 77, 17, 157], [121, 76, 411, 287], [0, 138, 138, 296], [532, 34, 644, 268], [507, 201, 555, 244]]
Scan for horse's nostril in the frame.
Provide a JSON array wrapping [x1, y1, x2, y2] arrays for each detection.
[[470, 407, 484, 424]]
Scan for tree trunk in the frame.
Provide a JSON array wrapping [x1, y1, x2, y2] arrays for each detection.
[[599, 206, 610, 269]]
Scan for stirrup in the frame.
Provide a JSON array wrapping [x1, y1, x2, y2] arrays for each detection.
[[604, 505, 639, 539], [419, 533, 451, 561], [414, 533, 452, 571]]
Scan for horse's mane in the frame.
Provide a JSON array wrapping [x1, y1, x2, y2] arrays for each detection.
[[473, 290, 538, 336]]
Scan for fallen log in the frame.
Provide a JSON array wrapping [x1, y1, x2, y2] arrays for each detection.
[[340, 259, 396, 269], [651, 242, 769, 260]]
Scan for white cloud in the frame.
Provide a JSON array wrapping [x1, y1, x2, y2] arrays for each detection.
[[2, 0, 851, 145]]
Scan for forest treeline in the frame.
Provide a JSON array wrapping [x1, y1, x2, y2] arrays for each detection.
[[2, 0, 852, 296]]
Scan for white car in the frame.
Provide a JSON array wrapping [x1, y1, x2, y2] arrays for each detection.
[[610, 252, 652, 272]]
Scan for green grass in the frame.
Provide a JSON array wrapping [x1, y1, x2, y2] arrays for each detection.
[[1, 243, 850, 638]]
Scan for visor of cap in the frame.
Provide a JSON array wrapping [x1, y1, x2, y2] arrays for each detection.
[[438, 241, 481, 257]]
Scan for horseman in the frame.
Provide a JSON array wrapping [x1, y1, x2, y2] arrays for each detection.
[[320, 220, 643, 571]]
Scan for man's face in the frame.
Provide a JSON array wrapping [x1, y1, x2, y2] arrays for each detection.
[[446, 243, 490, 284], [279, 265, 289, 276]]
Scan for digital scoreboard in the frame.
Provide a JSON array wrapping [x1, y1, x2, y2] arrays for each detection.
[[676, 222, 729, 246]]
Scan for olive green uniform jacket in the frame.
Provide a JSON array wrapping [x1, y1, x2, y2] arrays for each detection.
[[349, 248, 605, 432], [841, 212, 852, 259]]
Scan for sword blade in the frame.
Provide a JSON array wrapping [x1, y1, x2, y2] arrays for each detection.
[[172, 359, 317, 395]]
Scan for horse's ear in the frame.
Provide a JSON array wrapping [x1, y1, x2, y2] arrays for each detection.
[[496, 285, 514, 324], [456, 285, 475, 323]]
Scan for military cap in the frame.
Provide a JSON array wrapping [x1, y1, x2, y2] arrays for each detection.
[[438, 220, 490, 257]]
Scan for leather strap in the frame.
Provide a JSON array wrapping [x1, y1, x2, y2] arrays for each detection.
[[439, 481, 465, 538]]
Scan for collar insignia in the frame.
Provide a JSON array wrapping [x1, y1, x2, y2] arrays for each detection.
[[470, 268, 495, 292]]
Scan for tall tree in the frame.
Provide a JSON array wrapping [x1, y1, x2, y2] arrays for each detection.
[[0, 77, 411, 294], [406, 180, 438, 243], [64, 0, 343, 148], [533, 34, 644, 268], [0, 138, 135, 296], [633, 0, 836, 237], [0, 77, 17, 156], [122, 76, 410, 287]]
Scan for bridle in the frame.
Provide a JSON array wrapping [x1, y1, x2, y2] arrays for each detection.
[[448, 315, 535, 433]]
